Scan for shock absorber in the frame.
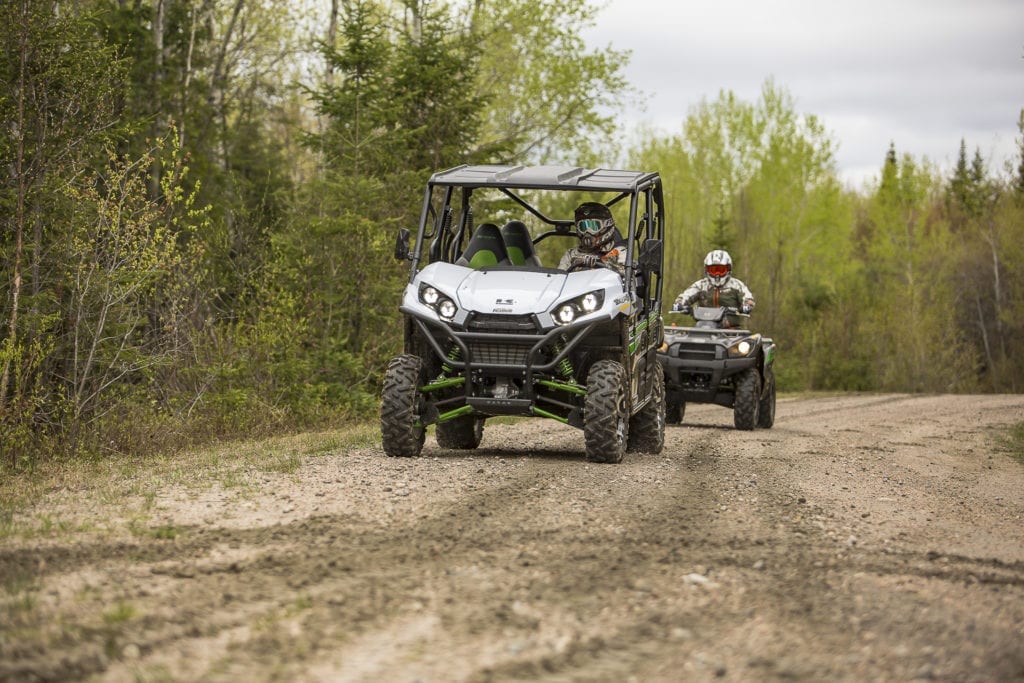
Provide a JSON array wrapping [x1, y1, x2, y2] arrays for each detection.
[[441, 344, 462, 375], [554, 337, 575, 380]]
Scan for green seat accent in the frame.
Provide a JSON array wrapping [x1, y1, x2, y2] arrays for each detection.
[[506, 246, 526, 265], [500, 220, 541, 267], [456, 223, 509, 269], [468, 250, 499, 268]]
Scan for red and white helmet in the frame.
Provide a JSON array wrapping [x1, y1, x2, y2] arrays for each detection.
[[704, 249, 732, 287]]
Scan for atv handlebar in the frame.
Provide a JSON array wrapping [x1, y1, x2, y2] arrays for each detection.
[[668, 305, 749, 319]]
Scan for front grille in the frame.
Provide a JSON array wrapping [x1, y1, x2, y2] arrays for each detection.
[[674, 342, 720, 362], [467, 313, 538, 333], [468, 341, 532, 366]]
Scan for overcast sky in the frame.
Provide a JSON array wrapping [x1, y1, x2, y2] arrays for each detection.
[[585, 0, 1024, 189]]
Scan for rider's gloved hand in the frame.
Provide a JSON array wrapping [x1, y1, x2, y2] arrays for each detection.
[[576, 253, 601, 268], [740, 304, 753, 314]]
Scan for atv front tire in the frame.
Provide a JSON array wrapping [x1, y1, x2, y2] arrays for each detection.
[[733, 367, 761, 431], [757, 372, 776, 428], [381, 355, 426, 457], [436, 414, 484, 449], [628, 367, 665, 454], [665, 401, 685, 425], [584, 360, 628, 463]]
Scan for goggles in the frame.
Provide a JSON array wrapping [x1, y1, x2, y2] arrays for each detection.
[[576, 217, 610, 233], [706, 264, 730, 277]]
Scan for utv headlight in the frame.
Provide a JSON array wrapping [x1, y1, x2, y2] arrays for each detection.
[[419, 283, 458, 321], [421, 286, 440, 306], [438, 299, 458, 321], [552, 290, 604, 326], [555, 304, 576, 325]]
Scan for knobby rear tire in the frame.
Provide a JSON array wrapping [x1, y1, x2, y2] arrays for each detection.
[[628, 367, 665, 454], [436, 415, 484, 449], [665, 400, 685, 425]]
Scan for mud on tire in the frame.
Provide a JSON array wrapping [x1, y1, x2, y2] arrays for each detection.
[[733, 367, 761, 431], [584, 360, 628, 463], [436, 415, 484, 449], [381, 355, 427, 457], [628, 366, 665, 453]]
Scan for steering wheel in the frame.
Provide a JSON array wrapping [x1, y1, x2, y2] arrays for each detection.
[[566, 261, 596, 273]]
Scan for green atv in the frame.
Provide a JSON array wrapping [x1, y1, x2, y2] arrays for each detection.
[[658, 306, 777, 430]]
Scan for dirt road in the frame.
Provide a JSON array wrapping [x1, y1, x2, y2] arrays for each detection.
[[2, 393, 1023, 682]]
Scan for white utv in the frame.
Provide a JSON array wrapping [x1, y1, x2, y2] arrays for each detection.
[[382, 165, 667, 463]]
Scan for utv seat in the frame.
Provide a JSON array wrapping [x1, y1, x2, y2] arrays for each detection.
[[501, 220, 542, 267], [455, 223, 510, 268]]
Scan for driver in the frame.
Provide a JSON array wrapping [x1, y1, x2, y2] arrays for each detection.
[[673, 249, 755, 327], [558, 202, 627, 273]]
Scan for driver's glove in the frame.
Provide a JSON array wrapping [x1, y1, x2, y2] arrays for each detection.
[[740, 304, 753, 314], [671, 302, 683, 312], [576, 253, 601, 268]]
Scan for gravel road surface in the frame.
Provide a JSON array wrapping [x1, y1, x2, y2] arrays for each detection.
[[2, 393, 1023, 682]]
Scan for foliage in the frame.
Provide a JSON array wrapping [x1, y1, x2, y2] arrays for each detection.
[[2, 2, 1022, 469], [633, 81, 1022, 393]]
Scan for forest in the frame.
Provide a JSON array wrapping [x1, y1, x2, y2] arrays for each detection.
[[2, 0, 1023, 467]]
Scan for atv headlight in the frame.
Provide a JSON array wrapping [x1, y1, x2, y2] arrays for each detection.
[[727, 334, 760, 358], [552, 290, 604, 326]]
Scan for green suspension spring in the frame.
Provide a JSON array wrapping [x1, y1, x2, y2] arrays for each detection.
[[554, 339, 575, 380], [442, 345, 462, 374]]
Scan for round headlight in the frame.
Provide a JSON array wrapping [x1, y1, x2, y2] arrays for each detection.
[[736, 340, 751, 356], [580, 292, 600, 313], [438, 299, 457, 320], [555, 304, 576, 325], [422, 286, 440, 305]]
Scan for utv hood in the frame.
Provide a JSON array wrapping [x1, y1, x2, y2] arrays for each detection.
[[405, 262, 622, 321]]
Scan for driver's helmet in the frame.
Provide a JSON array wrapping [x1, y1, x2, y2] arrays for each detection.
[[574, 202, 617, 252], [704, 249, 732, 287]]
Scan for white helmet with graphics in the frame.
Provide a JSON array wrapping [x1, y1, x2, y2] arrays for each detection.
[[704, 249, 732, 287]]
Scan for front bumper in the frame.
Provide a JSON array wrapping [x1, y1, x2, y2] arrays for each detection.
[[402, 305, 613, 418], [657, 342, 759, 407]]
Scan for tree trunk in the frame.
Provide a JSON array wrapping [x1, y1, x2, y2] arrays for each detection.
[[0, 2, 29, 408], [149, 0, 166, 200]]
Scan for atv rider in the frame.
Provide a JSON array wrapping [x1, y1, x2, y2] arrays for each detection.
[[558, 202, 627, 273], [673, 249, 755, 328]]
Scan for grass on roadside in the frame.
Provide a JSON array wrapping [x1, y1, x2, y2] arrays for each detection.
[[997, 422, 1024, 464], [0, 421, 381, 541]]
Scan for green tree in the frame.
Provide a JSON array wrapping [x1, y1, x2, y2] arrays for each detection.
[[631, 81, 849, 388], [857, 148, 973, 391], [1, 0, 125, 456], [467, 0, 631, 163]]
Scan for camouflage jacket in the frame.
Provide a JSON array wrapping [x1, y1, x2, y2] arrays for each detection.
[[557, 246, 627, 273], [674, 278, 755, 327]]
